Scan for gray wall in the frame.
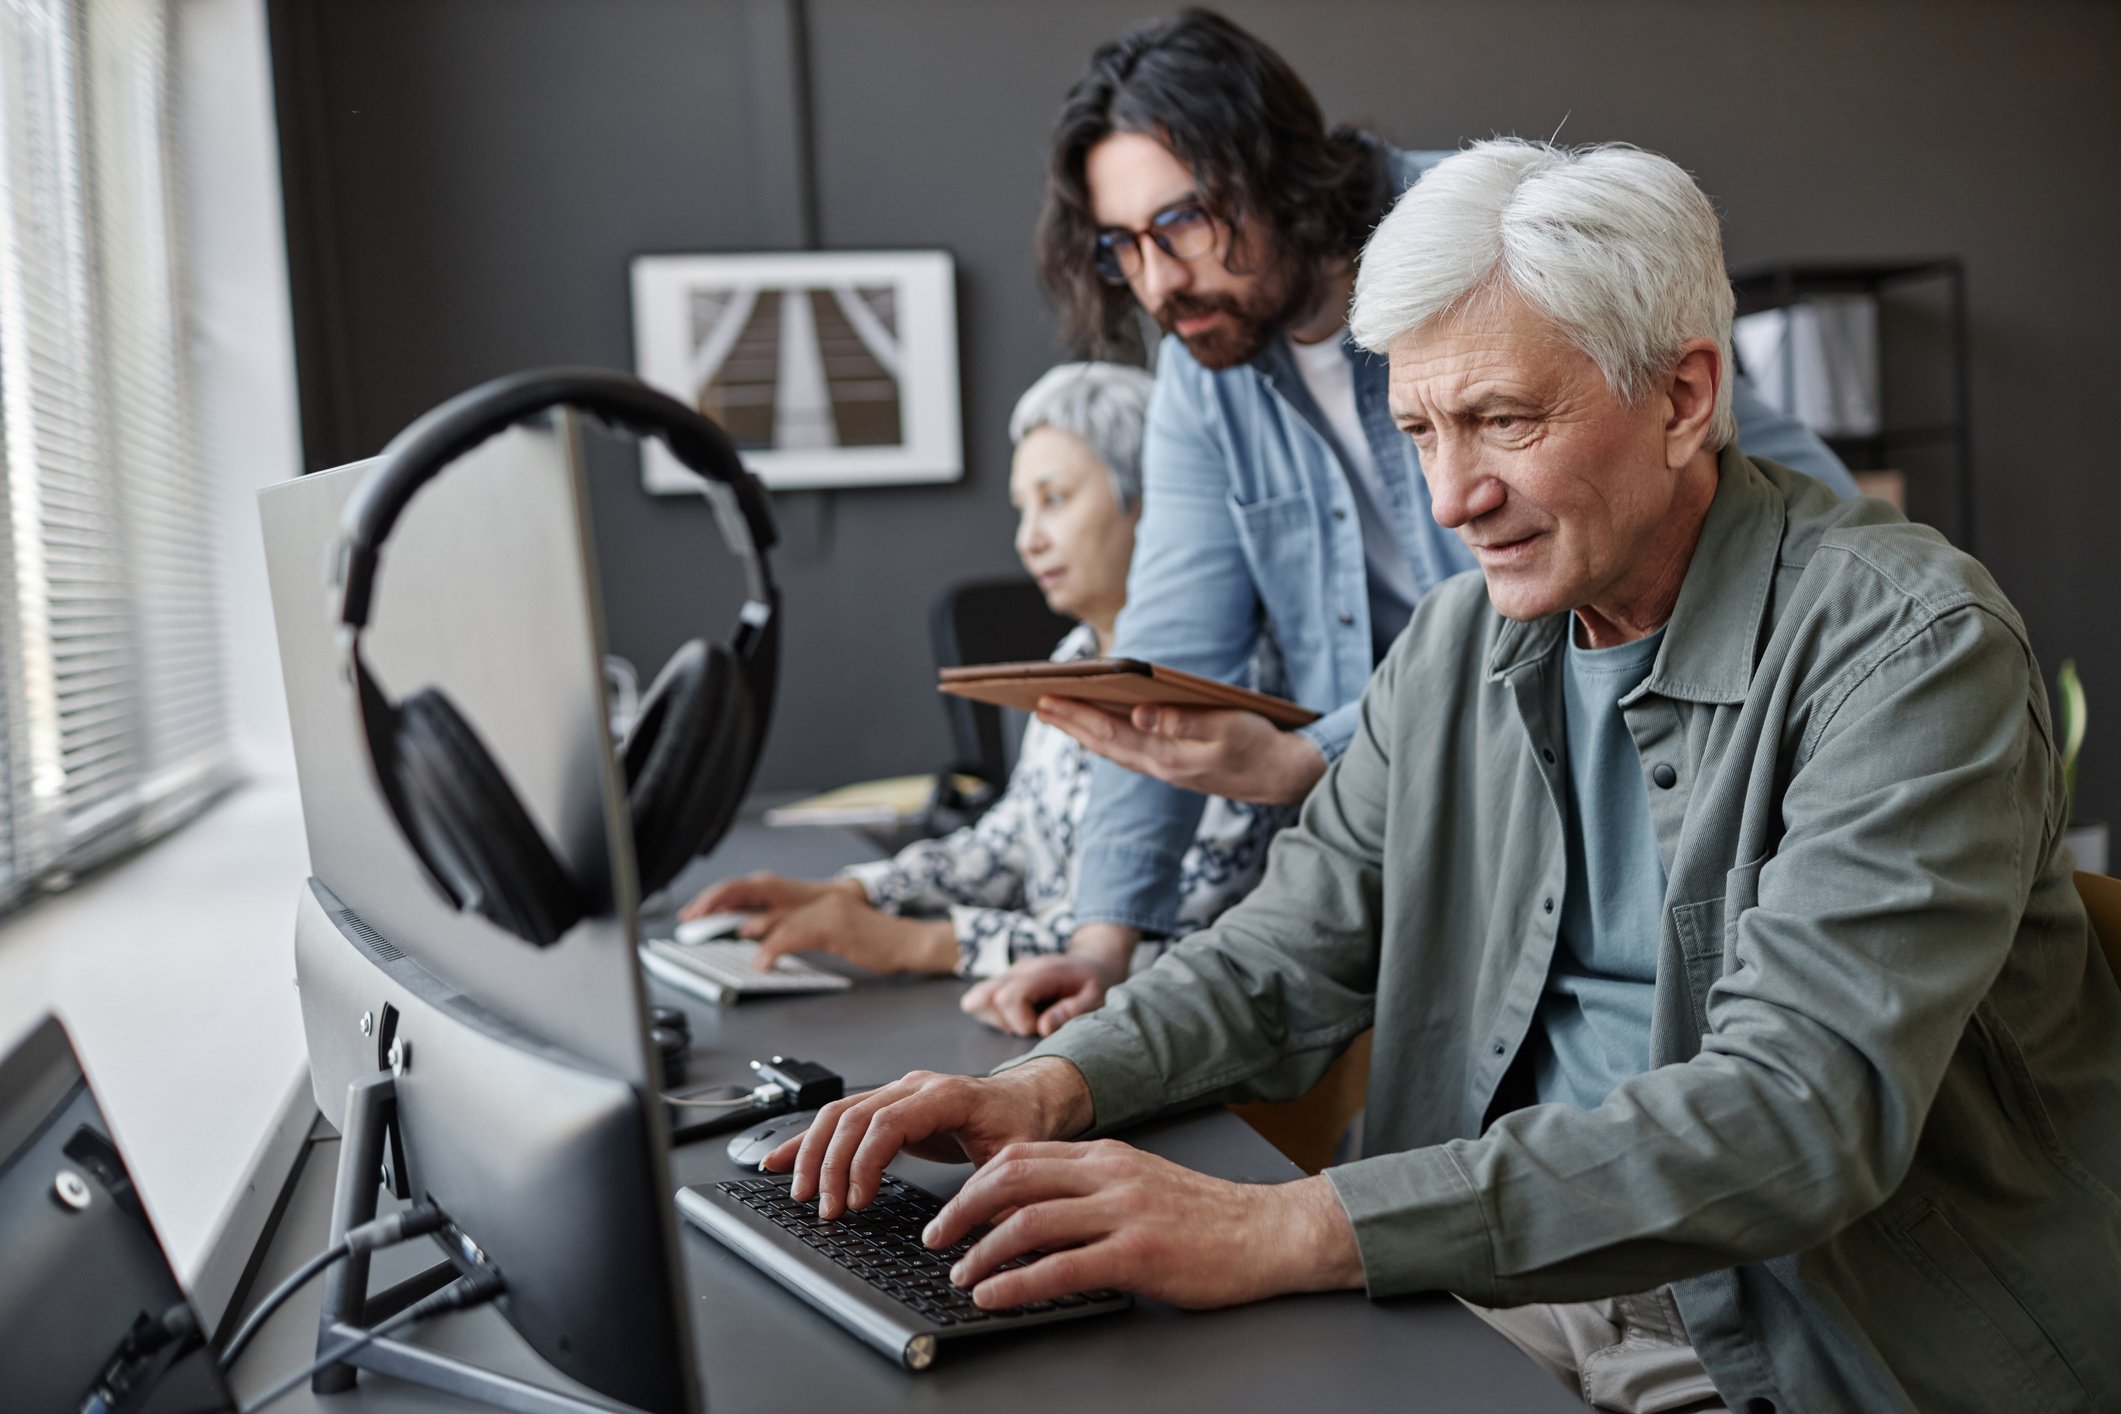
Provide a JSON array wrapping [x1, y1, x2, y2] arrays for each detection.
[[269, 0, 2121, 826]]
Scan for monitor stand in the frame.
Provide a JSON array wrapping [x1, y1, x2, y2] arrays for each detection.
[[310, 1073, 631, 1413]]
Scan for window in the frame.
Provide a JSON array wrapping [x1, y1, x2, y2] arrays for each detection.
[[0, 0, 232, 913]]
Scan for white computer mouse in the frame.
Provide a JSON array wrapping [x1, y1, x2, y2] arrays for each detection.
[[674, 911, 751, 944], [726, 1110, 818, 1168]]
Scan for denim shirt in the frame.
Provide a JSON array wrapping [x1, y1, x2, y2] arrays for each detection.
[[1020, 449, 2121, 1411], [1076, 145, 1860, 935]]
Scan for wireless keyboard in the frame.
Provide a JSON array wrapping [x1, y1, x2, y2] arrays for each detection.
[[677, 1172, 1131, 1369], [640, 937, 853, 1003]]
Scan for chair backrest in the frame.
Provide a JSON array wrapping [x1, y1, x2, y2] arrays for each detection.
[[1231, 1031, 1374, 1176], [930, 578, 1072, 786], [2077, 871, 2121, 983]]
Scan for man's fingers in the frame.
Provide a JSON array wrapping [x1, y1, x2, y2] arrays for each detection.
[[1131, 703, 1233, 742], [947, 1195, 1111, 1290], [959, 977, 1006, 1028], [787, 1090, 857, 1200], [789, 1082, 899, 1204], [1035, 982, 1101, 1037], [812, 1075, 950, 1218], [923, 1144, 1102, 1249], [844, 1083, 975, 1209], [971, 1239, 1131, 1311], [759, 1128, 808, 1172], [1033, 696, 1113, 736], [993, 976, 1044, 1037], [1040, 699, 1155, 754]]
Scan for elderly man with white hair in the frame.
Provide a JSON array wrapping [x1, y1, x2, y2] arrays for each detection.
[[766, 141, 2121, 1412]]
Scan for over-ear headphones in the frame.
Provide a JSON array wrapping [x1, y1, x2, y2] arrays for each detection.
[[332, 368, 780, 947]]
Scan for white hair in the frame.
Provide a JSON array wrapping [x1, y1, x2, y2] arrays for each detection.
[[1349, 139, 1737, 447], [1008, 361, 1157, 511]]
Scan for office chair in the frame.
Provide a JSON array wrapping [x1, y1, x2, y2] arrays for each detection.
[[929, 578, 1072, 790], [1231, 1033, 1374, 1176]]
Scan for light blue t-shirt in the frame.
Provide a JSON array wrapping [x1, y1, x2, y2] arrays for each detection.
[[1529, 627, 1667, 1110]]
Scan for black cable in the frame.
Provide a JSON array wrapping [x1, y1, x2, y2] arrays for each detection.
[[215, 1241, 345, 1372], [216, 1203, 448, 1372], [236, 1269, 505, 1414]]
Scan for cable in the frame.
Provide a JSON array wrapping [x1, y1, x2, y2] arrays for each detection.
[[216, 1203, 448, 1371], [663, 1082, 781, 1109], [236, 1269, 505, 1414], [217, 1242, 345, 1371]]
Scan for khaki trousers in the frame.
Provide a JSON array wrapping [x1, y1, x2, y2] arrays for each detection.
[[1459, 1286, 1727, 1413]]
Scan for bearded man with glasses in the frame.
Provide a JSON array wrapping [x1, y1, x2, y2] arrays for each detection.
[[963, 7, 1862, 1036]]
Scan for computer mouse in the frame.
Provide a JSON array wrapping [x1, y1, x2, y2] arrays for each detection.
[[726, 1110, 818, 1168], [674, 911, 751, 944]]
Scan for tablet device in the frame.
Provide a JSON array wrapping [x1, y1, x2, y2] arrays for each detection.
[[938, 657, 1319, 730]]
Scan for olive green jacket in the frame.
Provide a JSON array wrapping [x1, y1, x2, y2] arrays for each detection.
[[1019, 447, 2121, 1411]]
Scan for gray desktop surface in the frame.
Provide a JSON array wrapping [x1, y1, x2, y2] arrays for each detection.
[[230, 819, 1578, 1412]]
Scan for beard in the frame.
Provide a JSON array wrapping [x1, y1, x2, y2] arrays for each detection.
[[1151, 258, 1309, 371]]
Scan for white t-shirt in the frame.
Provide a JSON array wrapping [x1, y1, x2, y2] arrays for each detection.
[[1288, 330, 1420, 648]]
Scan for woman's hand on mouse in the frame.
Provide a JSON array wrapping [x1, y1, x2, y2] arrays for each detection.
[[743, 890, 960, 976], [680, 870, 861, 921]]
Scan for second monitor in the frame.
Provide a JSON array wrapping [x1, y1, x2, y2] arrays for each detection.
[[260, 378, 773, 1411]]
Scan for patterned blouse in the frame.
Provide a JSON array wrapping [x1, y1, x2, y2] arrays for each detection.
[[842, 625, 1291, 977]]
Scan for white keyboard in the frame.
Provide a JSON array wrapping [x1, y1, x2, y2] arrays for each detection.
[[641, 937, 853, 1003]]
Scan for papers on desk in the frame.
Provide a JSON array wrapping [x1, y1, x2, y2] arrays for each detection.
[[762, 774, 981, 828]]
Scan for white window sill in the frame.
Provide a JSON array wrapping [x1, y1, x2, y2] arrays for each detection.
[[0, 777, 314, 1327]]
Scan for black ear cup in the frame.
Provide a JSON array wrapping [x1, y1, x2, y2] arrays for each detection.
[[340, 372, 777, 946], [394, 690, 588, 946], [620, 639, 755, 896]]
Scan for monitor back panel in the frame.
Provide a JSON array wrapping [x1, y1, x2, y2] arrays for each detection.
[[0, 1017, 234, 1411], [259, 419, 649, 1085]]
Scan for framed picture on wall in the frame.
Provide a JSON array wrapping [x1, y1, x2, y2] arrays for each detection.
[[630, 249, 961, 492]]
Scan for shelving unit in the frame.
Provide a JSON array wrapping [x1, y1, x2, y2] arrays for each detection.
[[1729, 258, 1973, 551]]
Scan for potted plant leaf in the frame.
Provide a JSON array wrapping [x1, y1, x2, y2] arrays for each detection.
[[2060, 660, 2108, 875]]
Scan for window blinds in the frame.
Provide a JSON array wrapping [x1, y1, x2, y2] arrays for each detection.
[[0, 0, 231, 913]]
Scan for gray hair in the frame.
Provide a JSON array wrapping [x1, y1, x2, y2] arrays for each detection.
[[1350, 139, 1737, 448], [1008, 361, 1158, 511]]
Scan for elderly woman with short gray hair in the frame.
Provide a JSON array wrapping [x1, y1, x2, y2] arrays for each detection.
[[681, 362, 1286, 989]]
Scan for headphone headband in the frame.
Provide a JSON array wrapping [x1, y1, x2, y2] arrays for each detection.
[[334, 367, 778, 630], [330, 369, 781, 938]]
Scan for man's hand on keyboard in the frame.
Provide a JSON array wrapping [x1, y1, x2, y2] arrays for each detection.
[[764, 1059, 1094, 1221], [924, 1140, 1364, 1311], [961, 921, 1137, 1037]]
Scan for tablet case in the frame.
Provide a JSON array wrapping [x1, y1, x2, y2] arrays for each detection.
[[937, 658, 1319, 730]]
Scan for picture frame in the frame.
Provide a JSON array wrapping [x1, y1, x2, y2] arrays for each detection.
[[630, 249, 962, 492]]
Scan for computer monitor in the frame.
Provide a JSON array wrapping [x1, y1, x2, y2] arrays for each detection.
[[260, 417, 697, 1412], [0, 1015, 236, 1414]]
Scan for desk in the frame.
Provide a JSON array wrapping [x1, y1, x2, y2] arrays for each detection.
[[227, 819, 1576, 1412]]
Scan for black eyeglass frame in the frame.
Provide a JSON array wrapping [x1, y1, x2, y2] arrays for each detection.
[[1091, 198, 1222, 285]]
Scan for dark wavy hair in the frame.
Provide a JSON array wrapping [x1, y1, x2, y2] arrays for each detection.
[[1035, 8, 1392, 358]]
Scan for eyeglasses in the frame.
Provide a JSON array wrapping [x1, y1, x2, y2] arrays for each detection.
[[1091, 200, 1219, 285]]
